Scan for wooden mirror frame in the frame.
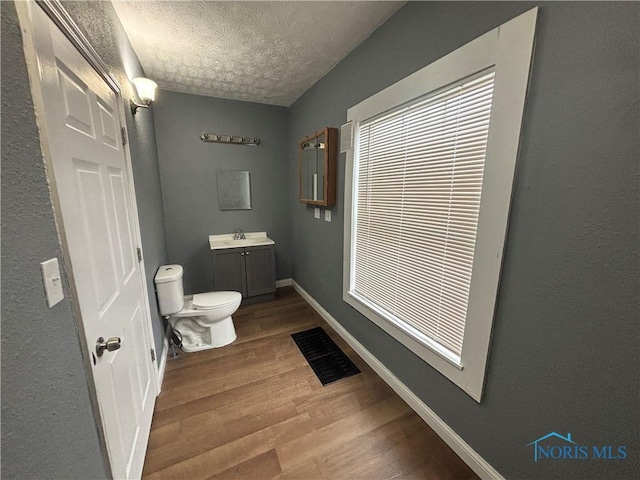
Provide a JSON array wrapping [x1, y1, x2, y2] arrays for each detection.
[[298, 127, 337, 207]]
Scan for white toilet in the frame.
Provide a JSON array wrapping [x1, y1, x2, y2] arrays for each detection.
[[154, 265, 242, 352]]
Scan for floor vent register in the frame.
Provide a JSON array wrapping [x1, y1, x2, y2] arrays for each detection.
[[291, 326, 361, 386]]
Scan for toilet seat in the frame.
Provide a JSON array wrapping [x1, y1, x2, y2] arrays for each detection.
[[192, 291, 242, 311]]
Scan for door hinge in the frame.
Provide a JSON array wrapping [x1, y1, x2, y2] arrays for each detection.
[[121, 127, 127, 146], [137, 247, 142, 263], [150, 348, 156, 362]]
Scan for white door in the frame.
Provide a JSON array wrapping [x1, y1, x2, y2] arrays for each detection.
[[18, 3, 157, 478]]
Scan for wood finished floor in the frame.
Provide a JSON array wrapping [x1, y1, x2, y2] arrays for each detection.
[[143, 287, 479, 480]]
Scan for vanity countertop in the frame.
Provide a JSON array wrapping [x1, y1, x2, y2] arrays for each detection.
[[209, 232, 275, 250]]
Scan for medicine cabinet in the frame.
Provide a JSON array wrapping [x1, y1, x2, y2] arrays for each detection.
[[298, 127, 337, 207]]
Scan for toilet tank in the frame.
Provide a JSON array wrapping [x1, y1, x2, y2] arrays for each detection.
[[154, 265, 184, 315]]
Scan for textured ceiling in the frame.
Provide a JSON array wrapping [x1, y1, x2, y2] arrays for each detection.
[[112, 1, 404, 106]]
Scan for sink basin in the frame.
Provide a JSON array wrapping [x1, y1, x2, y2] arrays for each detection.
[[209, 232, 275, 250], [210, 238, 269, 248]]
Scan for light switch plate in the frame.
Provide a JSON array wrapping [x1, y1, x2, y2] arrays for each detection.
[[324, 210, 332, 222], [314, 207, 320, 219], [41, 258, 64, 307]]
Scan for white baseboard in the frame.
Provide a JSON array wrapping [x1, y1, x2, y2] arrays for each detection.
[[156, 324, 172, 393], [291, 280, 504, 480], [276, 278, 293, 288]]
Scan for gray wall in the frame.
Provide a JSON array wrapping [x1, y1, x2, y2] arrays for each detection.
[[288, 2, 639, 479], [1, 0, 168, 477], [154, 91, 290, 294], [3, 1, 638, 478]]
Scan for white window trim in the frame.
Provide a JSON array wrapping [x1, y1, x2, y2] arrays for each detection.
[[343, 8, 538, 402]]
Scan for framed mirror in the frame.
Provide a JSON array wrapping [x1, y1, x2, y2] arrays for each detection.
[[217, 170, 251, 210], [298, 127, 337, 207]]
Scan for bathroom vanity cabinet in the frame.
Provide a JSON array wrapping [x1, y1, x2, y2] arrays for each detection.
[[211, 244, 276, 304]]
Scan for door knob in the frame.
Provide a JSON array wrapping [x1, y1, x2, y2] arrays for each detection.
[[96, 336, 122, 357]]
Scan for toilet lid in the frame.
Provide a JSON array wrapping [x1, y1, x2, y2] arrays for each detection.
[[192, 291, 241, 310]]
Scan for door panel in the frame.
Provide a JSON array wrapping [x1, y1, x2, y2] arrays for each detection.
[[97, 99, 119, 149], [108, 167, 136, 282], [57, 60, 95, 137], [74, 158, 120, 312]]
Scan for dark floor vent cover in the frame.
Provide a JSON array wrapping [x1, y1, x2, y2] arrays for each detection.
[[291, 327, 361, 386]]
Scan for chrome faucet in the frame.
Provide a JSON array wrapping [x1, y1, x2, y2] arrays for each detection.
[[233, 228, 245, 240]]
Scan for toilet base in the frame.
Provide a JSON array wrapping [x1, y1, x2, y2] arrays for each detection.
[[170, 315, 237, 352]]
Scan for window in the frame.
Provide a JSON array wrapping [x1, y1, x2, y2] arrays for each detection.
[[343, 8, 538, 402], [353, 71, 496, 366]]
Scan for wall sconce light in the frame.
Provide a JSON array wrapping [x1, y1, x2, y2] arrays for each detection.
[[130, 77, 157, 115]]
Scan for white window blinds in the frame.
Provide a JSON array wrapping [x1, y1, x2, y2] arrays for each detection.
[[352, 71, 496, 363]]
